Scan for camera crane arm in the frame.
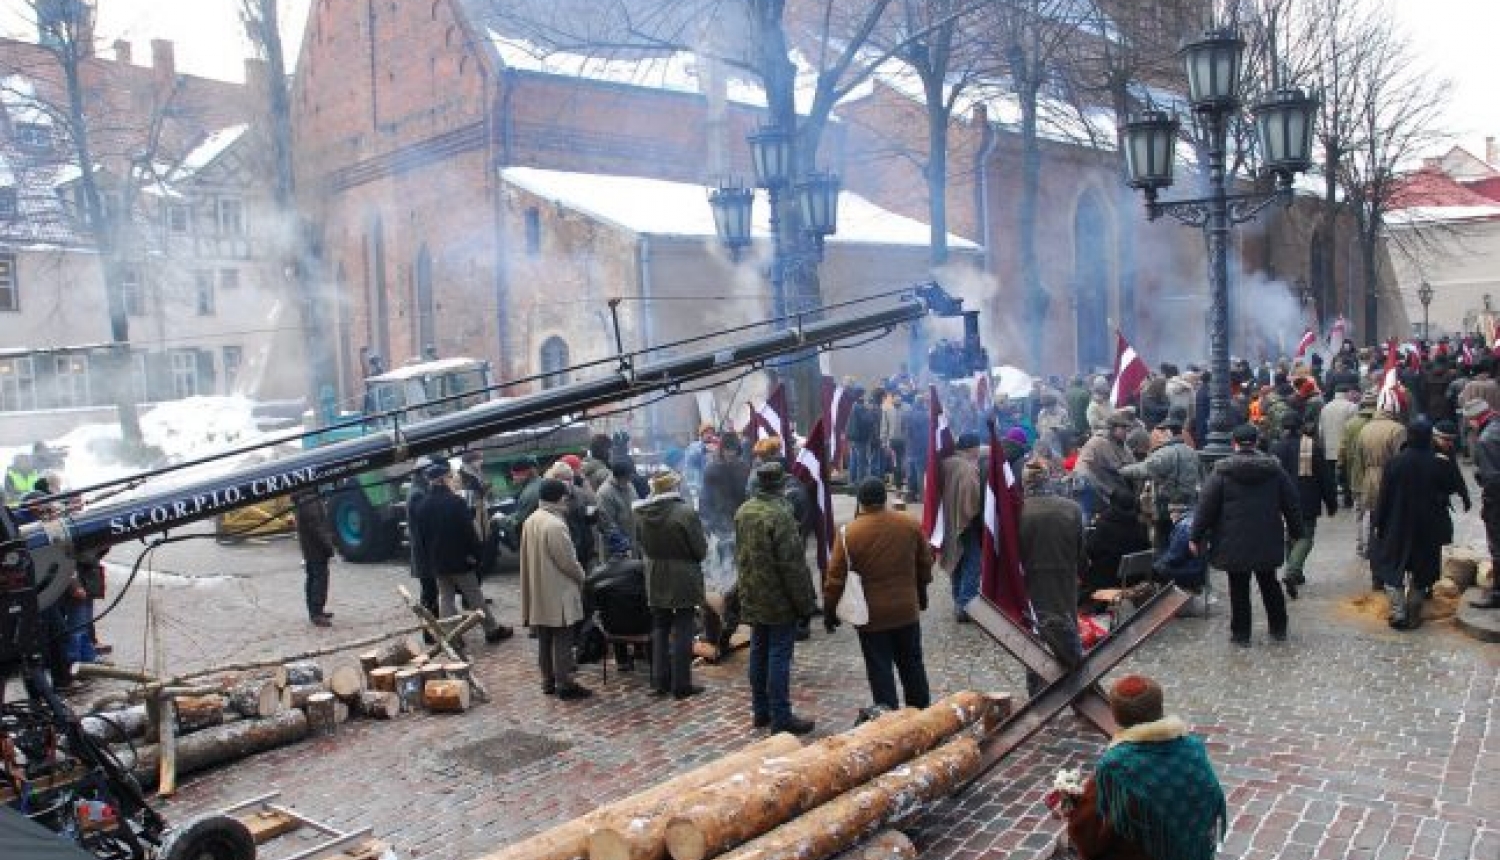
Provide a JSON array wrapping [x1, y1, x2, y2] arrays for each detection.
[[10, 282, 969, 611]]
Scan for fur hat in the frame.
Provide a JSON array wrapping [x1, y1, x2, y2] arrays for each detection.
[[1108, 674, 1165, 727], [755, 461, 786, 490], [649, 469, 682, 495], [752, 436, 785, 458], [538, 479, 569, 503], [544, 461, 575, 482], [856, 478, 887, 507]]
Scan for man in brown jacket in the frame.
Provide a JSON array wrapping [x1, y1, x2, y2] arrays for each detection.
[[824, 479, 934, 710], [1356, 403, 1407, 588], [520, 479, 592, 699], [938, 432, 983, 621]]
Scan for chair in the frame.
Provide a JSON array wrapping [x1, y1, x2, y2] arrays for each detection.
[[1116, 550, 1156, 587], [595, 616, 650, 684]]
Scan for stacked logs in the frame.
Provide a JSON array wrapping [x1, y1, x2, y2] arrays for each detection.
[[480, 691, 1006, 860], [75, 632, 476, 793]]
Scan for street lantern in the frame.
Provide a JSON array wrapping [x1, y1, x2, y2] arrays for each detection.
[[1122, 110, 1181, 192], [1253, 87, 1319, 178], [708, 185, 754, 261], [1126, 26, 1317, 461], [748, 126, 794, 190], [1418, 280, 1434, 339], [1180, 29, 1245, 112], [795, 171, 840, 254]]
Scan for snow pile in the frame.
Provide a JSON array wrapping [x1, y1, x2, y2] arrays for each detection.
[[51, 396, 282, 496]]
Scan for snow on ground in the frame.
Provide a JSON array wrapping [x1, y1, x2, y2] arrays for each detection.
[[41, 396, 295, 500]]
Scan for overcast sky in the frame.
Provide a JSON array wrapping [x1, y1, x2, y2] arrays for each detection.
[[0, 0, 1495, 159]]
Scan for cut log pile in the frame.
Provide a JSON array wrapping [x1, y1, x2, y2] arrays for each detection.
[[480, 691, 1008, 860], [76, 627, 483, 796]]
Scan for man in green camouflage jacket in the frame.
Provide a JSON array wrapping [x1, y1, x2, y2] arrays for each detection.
[[735, 462, 819, 735]]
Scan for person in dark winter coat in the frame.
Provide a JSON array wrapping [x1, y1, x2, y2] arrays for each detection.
[[1083, 490, 1152, 596], [584, 530, 650, 671], [1271, 411, 1338, 599], [1152, 504, 1207, 590], [405, 463, 438, 617], [700, 432, 751, 538], [1018, 459, 1085, 695], [413, 459, 513, 644], [634, 469, 709, 699], [823, 479, 934, 710], [1372, 420, 1467, 629], [735, 462, 818, 735], [1191, 424, 1303, 646], [294, 490, 336, 626]]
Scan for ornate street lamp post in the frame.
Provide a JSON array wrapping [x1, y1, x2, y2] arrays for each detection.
[[1123, 28, 1318, 460], [1417, 280, 1434, 341]]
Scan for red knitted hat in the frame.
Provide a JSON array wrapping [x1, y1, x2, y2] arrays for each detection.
[[1108, 674, 1164, 727]]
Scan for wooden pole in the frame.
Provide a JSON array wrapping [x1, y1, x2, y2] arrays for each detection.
[[475, 735, 802, 860], [660, 692, 991, 860], [123, 710, 311, 789], [156, 697, 177, 797]]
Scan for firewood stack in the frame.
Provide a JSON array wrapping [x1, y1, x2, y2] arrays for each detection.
[[72, 632, 479, 792], [481, 691, 1010, 860]]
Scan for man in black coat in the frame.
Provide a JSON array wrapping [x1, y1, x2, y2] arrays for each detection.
[[294, 490, 336, 627], [1372, 419, 1467, 629], [405, 462, 439, 617], [1270, 412, 1338, 600], [412, 459, 513, 643], [1191, 424, 1303, 647]]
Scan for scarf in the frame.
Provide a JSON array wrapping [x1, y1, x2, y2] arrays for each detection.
[[1096, 716, 1227, 860]]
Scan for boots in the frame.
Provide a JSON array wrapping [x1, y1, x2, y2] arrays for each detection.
[[1386, 586, 1408, 629]]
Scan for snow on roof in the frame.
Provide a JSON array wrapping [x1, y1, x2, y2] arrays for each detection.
[[1386, 205, 1500, 226], [1, 76, 52, 126], [368, 357, 489, 382], [175, 124, 249, 178], [488, 34, 859, 115], [501, 166, 977, 248]]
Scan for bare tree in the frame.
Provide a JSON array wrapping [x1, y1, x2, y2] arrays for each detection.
[[241, 0, 333, 409]]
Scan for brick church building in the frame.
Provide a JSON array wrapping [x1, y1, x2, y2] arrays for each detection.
[[290, 0, 1386, 411]]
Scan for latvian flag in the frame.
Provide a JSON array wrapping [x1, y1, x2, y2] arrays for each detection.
[[1295, 328, 1316, 359], [1377, 339, 1405, 415], [1327, 315, 1347, 354], [741, 383, 790, 442], [790, 418, 834, 573], [1110, 329, 1150, 408], [979, 418, 1033, 627], [1462, 338, 1476, 367], [820, 376, 856, 467], [921, 384, 956, 553]]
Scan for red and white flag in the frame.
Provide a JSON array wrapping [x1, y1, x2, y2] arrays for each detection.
[[790, 418, 834, 574], [921, 384, 956, 552], [974, 371, 991, 414], [820, 376, 855, 466], [740, 383, 790, 442], [1295, 328, 1316, 358], [1377, 339, 1404, 414], [1110, 329, 1149, 408], [1462, 338, 1475, 367], [1327, 315, 1347, 354], [980, 418, 1033, 626]]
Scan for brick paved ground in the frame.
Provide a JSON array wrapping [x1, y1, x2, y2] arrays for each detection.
[[69, 487, 1500, 860]]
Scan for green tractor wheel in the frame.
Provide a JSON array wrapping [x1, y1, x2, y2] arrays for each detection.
[[329, 483, 398, 562]]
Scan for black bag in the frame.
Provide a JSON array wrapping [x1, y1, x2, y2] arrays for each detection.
[[574, 618, 606, 665]]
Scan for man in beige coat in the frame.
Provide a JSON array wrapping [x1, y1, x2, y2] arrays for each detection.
[[1355, 404, 1407, 589], [521, 479, 591, 699], [938, 432, 983, 622]]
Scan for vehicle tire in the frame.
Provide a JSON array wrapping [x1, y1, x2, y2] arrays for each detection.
[[159, 814, 256, 860], [329, 485, 398, 562]]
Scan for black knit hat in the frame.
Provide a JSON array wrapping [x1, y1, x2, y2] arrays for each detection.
[[856, 478, 887, 507], [1231, 424, 1259, 446], [538, 479, 569, 503], [1108, 674, 1165, 727]]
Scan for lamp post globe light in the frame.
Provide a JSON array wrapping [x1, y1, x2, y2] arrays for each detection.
[[1417, 280, 1434, 340], [1123, 27, 1318, 461]]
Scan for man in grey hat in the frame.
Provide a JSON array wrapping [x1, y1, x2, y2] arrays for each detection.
[[1121, 414, 1201, 550], [1465, 399, 1500, 608]]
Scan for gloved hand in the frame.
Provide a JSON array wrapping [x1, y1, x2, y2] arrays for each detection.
[[823, 615, 841, 634]]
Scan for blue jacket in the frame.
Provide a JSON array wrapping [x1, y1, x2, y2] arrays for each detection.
[[1155, 513, 1207, 589]]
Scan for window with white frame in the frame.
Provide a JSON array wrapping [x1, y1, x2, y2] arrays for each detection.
[[0, 253, 17, 311], [169, 350, 199, 399], [0, 357, 35, 411], [216, 198, 245, 236], [52, 355, 87, 408], [222, 345, 242, 391], [194, 270, 215, 315], [120, 267, 144, 316]]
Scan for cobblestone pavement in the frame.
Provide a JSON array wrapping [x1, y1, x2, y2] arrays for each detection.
[[68, 487, 1500, 860]]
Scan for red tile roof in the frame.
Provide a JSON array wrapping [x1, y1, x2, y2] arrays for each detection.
[[1465, 176, 1500, 203], [1390, 166, 1500, 209]]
